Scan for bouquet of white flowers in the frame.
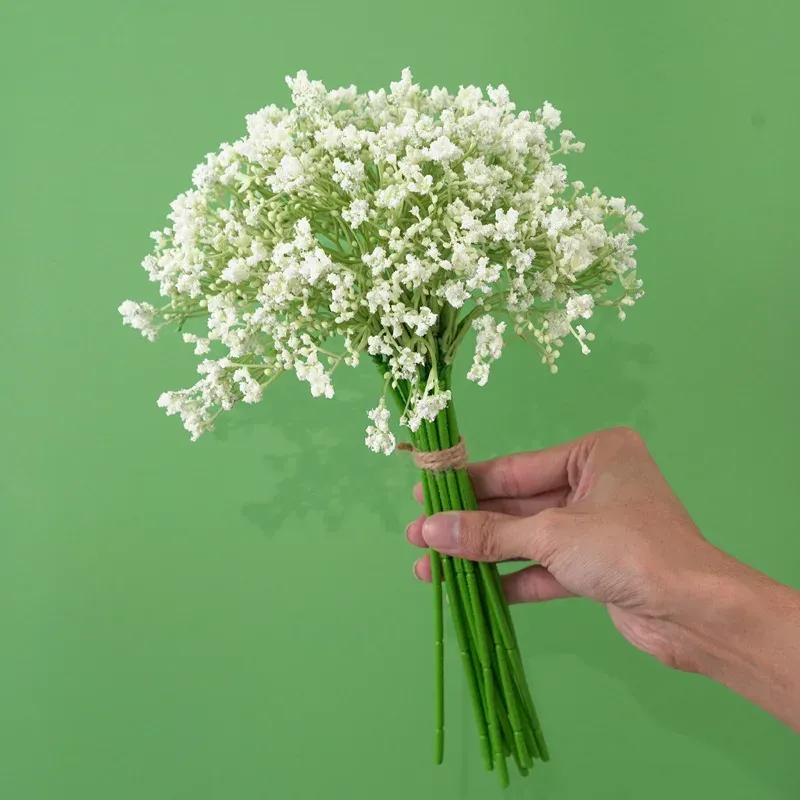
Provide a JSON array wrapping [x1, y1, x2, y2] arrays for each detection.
[[120, 68, 644, 786]]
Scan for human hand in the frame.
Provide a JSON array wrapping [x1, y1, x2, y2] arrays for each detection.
[[406, 427, 744, 674]]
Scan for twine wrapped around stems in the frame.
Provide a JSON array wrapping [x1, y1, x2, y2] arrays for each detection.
[[397, 437, 469, 473]]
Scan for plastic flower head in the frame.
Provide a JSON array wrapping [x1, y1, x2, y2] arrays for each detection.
[[120, 68, 645, 448]]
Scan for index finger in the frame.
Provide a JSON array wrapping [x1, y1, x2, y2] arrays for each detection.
[[466, 439, 576, 500]]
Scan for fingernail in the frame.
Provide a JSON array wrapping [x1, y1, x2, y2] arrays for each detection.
[[405, 522, 413, 542], [422, 513, 460, 552], [413, 559, 422, 579]]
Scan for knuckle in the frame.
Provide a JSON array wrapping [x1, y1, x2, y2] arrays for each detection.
[[530, 508, 563, 562], [534, 507, 561, 536], [605, 425, 645, 449], [496, 460, 523, 498], [467, 514, 500, 559]]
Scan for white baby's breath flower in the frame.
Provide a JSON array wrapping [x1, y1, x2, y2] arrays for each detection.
[[269, 154, 306, 193], [438, 281, 470, 308], [608, 197, 627, 215], [182, 333, 211, 355], [362, 246, 391, 275], [545, 207, 571, 238], [575, 324, 595, 355], [285, 69, 326, 111], [402, 306, 438, 336], [545, 311, 570, 339], [157, 389, 214, 441], [221, 257, 251, 284], [248, 240, 269, 266], [119, 300, 160, 341], [365, 398, 396, 455], [558, 130, 584, 153], [625, 206, 647, 235], [367, 334, 393, 357], [389, 348, 425, 383], [175, 272, 202, 298], [295, 351, 334, 398], [342, 199, 370, 228], [299, 247, 333, 285], [405, 389, 452, 432], [375, 183, 407, 209], [538, 101, 562, 130], [332, 158, 365, 193], [566, 293, 595, 320], [467, 316, 506, 387], [233, 367, 263, 403], [487, 84, 512, 109], [122, 68, 645, 448], [426, 135, 462, 163], [494, 208, 519, 242]]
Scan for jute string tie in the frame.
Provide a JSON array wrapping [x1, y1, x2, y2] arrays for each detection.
[[397, 437, 468, 473]]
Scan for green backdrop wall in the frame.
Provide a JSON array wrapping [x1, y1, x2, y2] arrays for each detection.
[[1, 1, 798, 798]]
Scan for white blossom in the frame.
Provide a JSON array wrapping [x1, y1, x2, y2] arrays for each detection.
[[175, 272, 202, 298], [342, 199, 370, 228], [299, 247, 333, 285], [538, 101, 562, 130], [182, 333, 211, 355], [268, 154, 305, 193], [427, 135, 462, 163], [625, 206, 646, 234], [403, 306, 437, 336], [157, 389, 214, 441], [494, 208, 519, 242], [487, 84, 512, 109], [438, 281, 470, 308], [389, 348, 425, 382], [566, 293, 595, 320], [545, 207, 571, 238], [365, 398, 396, 455], [367, 334, 393, 357], [119, 300, 160, 341], [121, 68, 645, 447], [375, 183, 407, 209], [295, 352, 334, 398], [362, 246, 391, 275], [233, 368, 263, 403], [221, 257, 251, 284], [248, 240, 269, 266], [406, 389, 452, 432], [558, 130, 585, 153], [575, 324, 595, 355], [467, 316, 506, 386], [332, 158, 365, 193], [285, 69, 326, 111]]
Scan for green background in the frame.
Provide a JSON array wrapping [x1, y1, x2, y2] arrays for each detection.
[[1, 1, 798, 798]]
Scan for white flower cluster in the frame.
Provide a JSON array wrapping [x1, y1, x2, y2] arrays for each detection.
[[120, 69, 645, 449]]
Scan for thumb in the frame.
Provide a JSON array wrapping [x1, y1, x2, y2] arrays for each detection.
[[421, 509, 561, 563]]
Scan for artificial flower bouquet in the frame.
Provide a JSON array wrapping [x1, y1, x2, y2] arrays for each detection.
[[120, 69, 644, 787]]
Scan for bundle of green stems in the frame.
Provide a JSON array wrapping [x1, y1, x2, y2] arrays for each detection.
[[380, 359, 549, 788]]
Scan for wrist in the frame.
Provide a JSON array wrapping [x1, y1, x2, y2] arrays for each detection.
[[674, 547, 800, 730]]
